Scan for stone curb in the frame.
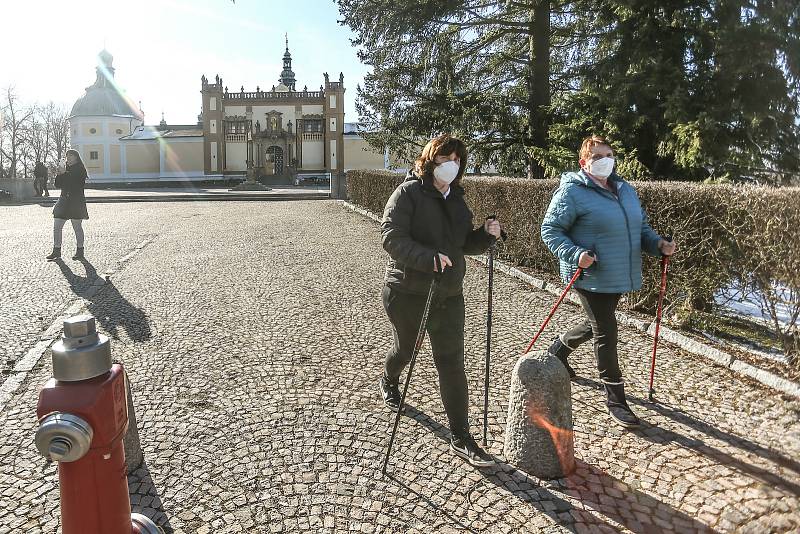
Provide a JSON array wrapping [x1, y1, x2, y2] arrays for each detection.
[[0, 236, 158, 414], [3, 193, 329, 206], [338, 200, 800, 400]]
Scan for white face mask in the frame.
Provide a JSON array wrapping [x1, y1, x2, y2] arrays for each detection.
[[433, 160, 460, 184], [588, 157, 614, 179]]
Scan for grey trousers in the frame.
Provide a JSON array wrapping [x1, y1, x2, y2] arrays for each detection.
[[53, 218, 84, 248]]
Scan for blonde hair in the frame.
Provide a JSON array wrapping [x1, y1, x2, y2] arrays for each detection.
[[414, 134, 468, 183], [579, 135, 611, 161]]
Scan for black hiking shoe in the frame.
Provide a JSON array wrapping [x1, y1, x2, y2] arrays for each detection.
[[45, 247, 61, 261], [450, 432, 495, 467], [379, 375, 402, 412], [603, 381, 641, 429], [547, 337, 577, 380], [72, 247, 84, 260]]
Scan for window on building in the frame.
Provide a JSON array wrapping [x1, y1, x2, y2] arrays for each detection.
[[210, 97, 217, 111], [89, 128, 97, 134], [330, 95, 336, 108], [89, 151, 99, 160], [224, 121, 248, 135], [303, 119, 322, 133], [210, 120, 217, 134], [330, 118, 336, 132]]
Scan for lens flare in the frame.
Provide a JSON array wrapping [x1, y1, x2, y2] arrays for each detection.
[[526, 402, 576, 475], [95, 56, 142, 121]]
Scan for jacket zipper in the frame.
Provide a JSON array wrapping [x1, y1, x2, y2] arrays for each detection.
[[590, 181, 635, 289]]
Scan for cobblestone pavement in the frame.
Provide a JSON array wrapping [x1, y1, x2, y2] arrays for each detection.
[[0, 201, 798, 533]]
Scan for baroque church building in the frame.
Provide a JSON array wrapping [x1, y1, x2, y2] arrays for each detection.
[[68, 41, 390, 184]]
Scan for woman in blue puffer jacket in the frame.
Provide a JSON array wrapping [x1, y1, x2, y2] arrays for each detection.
[[541, 135, 676, 429]]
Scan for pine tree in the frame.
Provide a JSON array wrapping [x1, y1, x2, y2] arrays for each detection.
[[337, 0, 582, 177], [337, 0, 800, 181]]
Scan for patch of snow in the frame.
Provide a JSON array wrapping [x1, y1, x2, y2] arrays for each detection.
[[714, 279, 796, 327]]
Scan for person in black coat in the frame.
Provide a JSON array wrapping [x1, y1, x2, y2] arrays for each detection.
[[46, 149, 89, 261], [380, 134, 503, 467], [33, 161, 49, 197]]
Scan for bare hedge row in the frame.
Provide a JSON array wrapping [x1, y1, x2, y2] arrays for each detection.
[[347, 170, 800, 351]]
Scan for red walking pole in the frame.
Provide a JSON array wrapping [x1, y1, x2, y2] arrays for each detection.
[[523, 266, 584, 354], [648, 248, 671, 402]]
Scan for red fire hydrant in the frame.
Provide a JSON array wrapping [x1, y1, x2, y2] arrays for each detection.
[[34, 315, 160, 534]]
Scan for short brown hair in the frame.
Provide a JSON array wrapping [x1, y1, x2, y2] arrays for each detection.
[[579, 135, 611, 161], [414, 134, 468, 183]]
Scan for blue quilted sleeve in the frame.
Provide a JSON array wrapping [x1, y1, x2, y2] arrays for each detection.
[[541, 185, 589, 266]]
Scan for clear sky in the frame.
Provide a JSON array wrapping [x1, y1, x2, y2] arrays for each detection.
[[0, 0, 368, 124]]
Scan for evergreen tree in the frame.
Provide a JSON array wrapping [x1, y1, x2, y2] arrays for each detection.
[[337, 0, 582, 178], [337, 0, 800, 181], [556, 0, 800, 182]]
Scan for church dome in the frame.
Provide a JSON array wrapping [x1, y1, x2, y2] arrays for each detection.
[[70, 50, 142, 119]]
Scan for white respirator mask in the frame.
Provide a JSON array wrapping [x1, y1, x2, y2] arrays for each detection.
[[433, 160, 460, 184], [588, 157, 614, 179]]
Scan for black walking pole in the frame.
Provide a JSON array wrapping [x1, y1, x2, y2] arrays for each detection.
[[484, 239, 494, 448], [483, 216, 507, 447], [382, 256, 443, 476]]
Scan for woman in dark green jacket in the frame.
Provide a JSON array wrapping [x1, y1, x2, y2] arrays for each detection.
[[380, 134, 502, 467], [46, 149, 89, 261]]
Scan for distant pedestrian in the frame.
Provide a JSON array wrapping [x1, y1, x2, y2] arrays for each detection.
[[541, 135, 677, 429], [33, 161, 49, 197], [47, 149, 89, 261], [380, 134, 503, 467]]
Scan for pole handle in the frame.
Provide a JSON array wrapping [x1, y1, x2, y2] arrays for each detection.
[[433, 252, 445, 281], [660, 234, 673, 257], [486, 215, 508, 241]]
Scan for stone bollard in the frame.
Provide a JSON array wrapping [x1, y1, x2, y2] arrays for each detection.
[[504, 350, 576, 479], [123, 371, 144, 474]]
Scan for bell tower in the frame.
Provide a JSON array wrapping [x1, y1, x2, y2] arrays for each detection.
[[279, 34, 296, 91]]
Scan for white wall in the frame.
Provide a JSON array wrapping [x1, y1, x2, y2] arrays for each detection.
[[68, 115, 143, 180], [223, 105, 246, 116], [300, 105, 323, 115], [249, 105, 297, 120], [225, 142, 247, 171], [302, 142, 324, 169]]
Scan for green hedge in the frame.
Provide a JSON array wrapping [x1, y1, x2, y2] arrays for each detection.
[[347, 170, 800, 339]]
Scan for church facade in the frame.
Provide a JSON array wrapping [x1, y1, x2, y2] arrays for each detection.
[[68, 42, 389, 184]]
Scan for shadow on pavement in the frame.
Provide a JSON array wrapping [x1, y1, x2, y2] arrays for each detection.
[[390, 404, 719, 532], [54, 258, 152, 342], [384, 472, 479, 533], [381, 405, 477, 532], [575, 376, 800, 495], [128, 460, 174, 533]]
